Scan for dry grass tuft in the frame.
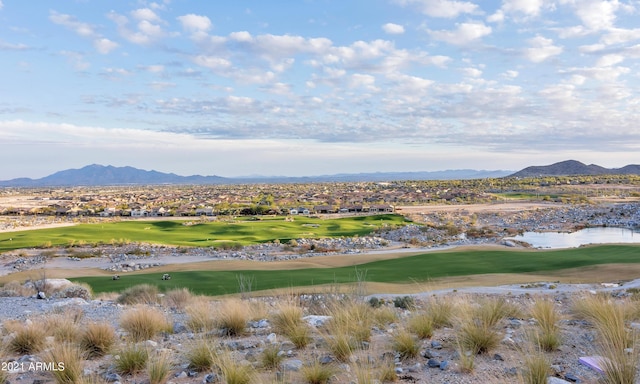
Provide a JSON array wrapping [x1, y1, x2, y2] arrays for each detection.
[[185, 296, 216, 332], [300, 359, 336, 384], [408, 312, 435, 339], [114, 343, 149, 375], [214, 351, 255, 384], [147, 350, 173, 384], [529, 298, 561, 352], [392, 329, 420, 360], [8, 323, 46, 354], [519, 349, 550, 384], [80, 322, 116, 359], [46, 342, 86, 384], [120, 305, 171, 342], [186, 339, 216, 372], [116, 284, 159, 305], [215, 298, 250, 337], [163, 287, 193, 310], [260, 344, 283, 370], [271, 301, 305, 335], [44, 313, 81, 343]]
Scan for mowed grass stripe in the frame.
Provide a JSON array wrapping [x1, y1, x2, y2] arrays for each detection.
[[71, 244, 640, 296], [0, 214, 408, 252]]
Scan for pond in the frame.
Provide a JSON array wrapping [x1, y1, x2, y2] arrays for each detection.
[[506, 227, 640, 249]]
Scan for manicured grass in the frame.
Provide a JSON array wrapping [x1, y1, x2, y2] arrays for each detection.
[[0, 214, 407, 252], [71, 245, 640, 296]]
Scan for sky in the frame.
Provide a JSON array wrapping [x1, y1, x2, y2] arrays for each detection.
[[1, 0, 640, 179]]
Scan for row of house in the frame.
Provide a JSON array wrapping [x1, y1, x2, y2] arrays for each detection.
[[289, 204, 394, 215]]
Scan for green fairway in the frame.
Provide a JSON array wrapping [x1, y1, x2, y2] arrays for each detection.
[[0, 214, 408, 252], [71, 244, 640, 296]]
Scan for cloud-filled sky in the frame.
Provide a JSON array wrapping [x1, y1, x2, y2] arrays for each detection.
[[1, 0, 639, 179]]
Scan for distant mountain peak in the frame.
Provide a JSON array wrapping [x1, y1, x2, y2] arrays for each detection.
[[0, 165, 513, 186], [509, 160, 640, 177]]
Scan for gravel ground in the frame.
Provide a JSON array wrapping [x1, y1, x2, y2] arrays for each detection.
[[0, 281, 634, 384]]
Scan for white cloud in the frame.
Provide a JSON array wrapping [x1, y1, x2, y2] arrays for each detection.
[[0, 1, 3, 11], [596, 54, 624, 67], [561, 0, 620, 31], [429, 22, 492, 45], [523, 35, 563, 62], [394, 0, 480, 18], [462, 67, 482, 77], [94, 38, 119, 54], [177, 14, 212, 32], [131, 8, 162, 23], [49, 11, 95, 37], [349, 73, 378, 91], [107, 10, 166, 45], [382, 23, 405, 34]]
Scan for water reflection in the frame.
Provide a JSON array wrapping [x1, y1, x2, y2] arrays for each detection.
[[506, 227, 640, 249]]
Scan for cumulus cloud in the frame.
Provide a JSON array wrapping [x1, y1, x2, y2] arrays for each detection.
[[177, 14, 212, 32], [489, 0, 546, 21], [523, 35, 563, 62], [429, 22, 492, 45], [572, 0, 619, 31], [394, 0, 479, 18], [94, 38, 119, 54], [107, 9, 167, 45], [382, 23, 405, 34]]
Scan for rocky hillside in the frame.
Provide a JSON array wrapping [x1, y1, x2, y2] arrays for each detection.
[[509, 160, 640, 178]]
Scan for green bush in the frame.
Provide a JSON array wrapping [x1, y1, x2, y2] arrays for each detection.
[[393, 296, 415, 310]]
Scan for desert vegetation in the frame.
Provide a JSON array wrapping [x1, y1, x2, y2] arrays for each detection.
[[1, 282, 638, 383]]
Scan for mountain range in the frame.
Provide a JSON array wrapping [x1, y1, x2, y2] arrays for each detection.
[[0, 160, 638, 187], [509, 160, 640, 178]]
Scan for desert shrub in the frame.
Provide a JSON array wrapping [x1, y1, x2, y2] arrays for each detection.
[[80, 322, 116, 359], [372, 306, 397, 327], [368, 296, 382, 308], [408, 312, 434, 339], [46, 342, 85, 384], [425, 297, 455, 328], [147, 350, 172, 384], [325, 331, 356, 362], [120, 305, 171, 342], [328, 301, 372, 343], [393, 296, 415, 310], [392, 329, 420, 360], [8, 323, 46, 354], [529, 298, 561, 351], [270, 302, 304, 335], [163, 287, 193, 310], [0, 280, 34, 297], [300, 360, 336, 384], [185, 297, 216, 332], [186, 340, 215, 372], [44, 314, 81, 343], [115, 344, 149, 375], [215, 299, 250, 337], [378, 358, 398, 382], [519, 349, 550, 384], [55, 283, 92, 300], [572, 295, 639, 384], [458, 320, 501, 355], [116, 284, 159, 305], [260, 344, 283, 370], [287, 323, 313, 349], [214, 351, 255, 384]]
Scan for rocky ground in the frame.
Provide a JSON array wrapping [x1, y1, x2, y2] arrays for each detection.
[[2, 279, 639, 384]]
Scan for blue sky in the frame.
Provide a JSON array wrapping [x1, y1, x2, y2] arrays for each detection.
[[1, 0, 639, 179]]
